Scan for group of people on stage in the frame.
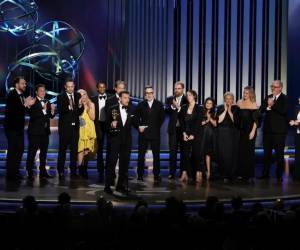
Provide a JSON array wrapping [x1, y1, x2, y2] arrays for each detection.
[[4, 76, 297, 195]]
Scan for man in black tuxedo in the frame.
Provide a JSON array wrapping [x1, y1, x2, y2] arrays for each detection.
[[4, 76, 35, 181], [91, 81, 111, 180], [26, 84, 55, 180], [57, 79, 84, 179], [104, 91, 134, 195], [104, 80, 127, 183], [165, 81, 187, 179], [135, 86, 165, 182], [259, 80, 289, 182]]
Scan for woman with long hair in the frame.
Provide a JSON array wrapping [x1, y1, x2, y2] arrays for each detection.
[[200, 97, 217, 180], [77, 89, 97, 178], [237, 86, 260, 183], [178, 90, 203, 183]]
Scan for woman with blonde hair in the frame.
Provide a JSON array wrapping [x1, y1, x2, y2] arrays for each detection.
[[77, 89, 97, 178], [237, 86, 260, 183], [216, 92, 240, 183]]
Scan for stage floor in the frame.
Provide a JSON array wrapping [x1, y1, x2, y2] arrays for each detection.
[[1, 167, 300, 207]]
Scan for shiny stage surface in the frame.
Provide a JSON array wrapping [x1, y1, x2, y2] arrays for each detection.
[[0, 149, 299, 208], [0, 162, 300, 208]]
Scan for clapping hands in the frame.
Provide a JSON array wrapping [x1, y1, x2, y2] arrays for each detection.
[[24, 96, 35, 107]]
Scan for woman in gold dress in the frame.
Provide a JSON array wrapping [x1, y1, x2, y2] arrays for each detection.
[[77, 89, 97, 178]]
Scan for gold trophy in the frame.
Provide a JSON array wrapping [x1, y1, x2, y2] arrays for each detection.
[[111, 109, 120, 132]]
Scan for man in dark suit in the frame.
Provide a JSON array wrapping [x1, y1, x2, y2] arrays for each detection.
[[104, 80, 127, 183], [91, 81, 111, 180], [104, 80, 126, 114], [165, 81, 187, 179], [135, 86, 165, 182], [57, 79, 84, 179], [104, 91, 134, 195], [26, 84, 55, 180], [4, 76, 35, 181], [259, 80, 289, 182]]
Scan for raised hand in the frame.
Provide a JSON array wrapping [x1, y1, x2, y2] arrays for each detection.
[[249, 130, 255, 140], [172, 99, 180, 109], [289, 120, 295, 126], [188, 135, 194, 140], [183, 132, 189, 141], [224, 104, 228, 112], [51, 104, 56, 113], [267, 97, 274, 108], [25, 96, 35, 107], [111, 121, 118, 128]]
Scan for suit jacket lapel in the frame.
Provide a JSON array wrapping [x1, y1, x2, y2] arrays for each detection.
[[124, 107, 132, 127], [95, 96, 99, 120]]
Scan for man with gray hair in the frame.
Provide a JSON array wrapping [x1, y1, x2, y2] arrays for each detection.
[[135, 85, 165, 183], [104, 80, 126, 115], [259, 80, 288, 182]]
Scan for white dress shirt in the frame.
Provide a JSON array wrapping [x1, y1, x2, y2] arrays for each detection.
[[37, 96, 47, 115], [148, 99, 154, 109], [98, 94, 107, 121], [119, 104, 128, 126]]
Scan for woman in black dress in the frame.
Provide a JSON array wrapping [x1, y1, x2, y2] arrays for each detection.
[[216, 92, 240, 183], [200, 98, 217, 180], [179, 90, 203, 183], [237, 86, 260, 183]]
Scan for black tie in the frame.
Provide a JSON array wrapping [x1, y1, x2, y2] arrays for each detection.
[[99, 95, 106, 100], [122, 106, 128, 110]]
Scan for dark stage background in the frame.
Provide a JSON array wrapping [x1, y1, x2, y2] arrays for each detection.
[[288, 0, 300, 109], [0, 0, 300, 149], [0, 0, 290, 103]]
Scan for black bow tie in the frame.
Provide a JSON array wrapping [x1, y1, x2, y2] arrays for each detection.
[[99, 95, 106, 100], [39, 99, 46, 103], [122, 106, 128, 110]]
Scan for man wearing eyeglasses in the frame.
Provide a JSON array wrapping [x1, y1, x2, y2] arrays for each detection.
[[259, 80, 288, 182], [134, 85, 165, 183]]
